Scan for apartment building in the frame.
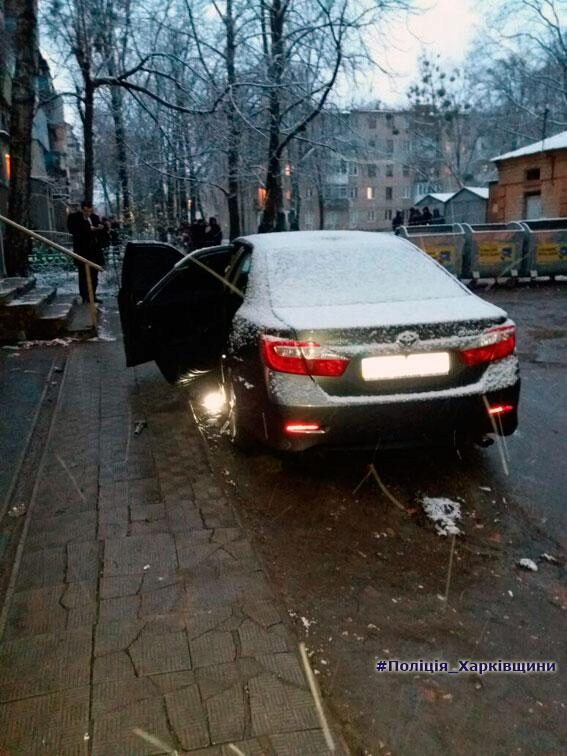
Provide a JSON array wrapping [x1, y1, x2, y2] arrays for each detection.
[[299, 110, 417, 231]]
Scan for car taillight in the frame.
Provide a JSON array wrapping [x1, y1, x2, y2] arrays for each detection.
[[260, 336, 350, 377], [284, 421, 324, 434], [487, 403, 515, 416], [458, 325, 516, 367]]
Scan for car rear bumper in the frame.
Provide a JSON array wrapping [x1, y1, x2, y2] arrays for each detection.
[[264, 381, 520, 452]]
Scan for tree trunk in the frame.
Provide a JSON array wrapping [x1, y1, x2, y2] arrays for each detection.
[[5, 0, 37, 276], [260, 0, 284, 232], [225, 0, 240, 240], [110, 84, 131, 231], [83, 77, 95, 205]]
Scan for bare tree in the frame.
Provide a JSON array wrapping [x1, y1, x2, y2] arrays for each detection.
[[5, 0, 38, 275]]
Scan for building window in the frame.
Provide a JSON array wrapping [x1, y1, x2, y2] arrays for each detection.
[[403, 164, 410, 176], [339, 186, 347, 198], [367, 209, 376, 222], [386, 139, 394, 155], [385, 209, 393, 220], [369, 138, 376, 148], [349, 210, 358, 228], [339, 160, 347, 174], [349, 163, 358, 176], [385, 186, 393, 201], [525, 167, 540, 181], [366, 186, 375, 200], [368, 116, 376, 129], [401, 186, 411, 199], [349, 186, 358, 199], [386, 164, 394, 177], [368, 164, 376, 177], [306, 188, 313, 199]]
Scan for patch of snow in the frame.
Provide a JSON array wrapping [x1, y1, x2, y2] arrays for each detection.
[[301, 616, 315, 633], [422, 496, 463, 537], [479, 486, 492, 492], [87, 334, 116, 343], [541, 553, 559, 564], [517, 558, 538, 572], [18, 337, 78, 349]]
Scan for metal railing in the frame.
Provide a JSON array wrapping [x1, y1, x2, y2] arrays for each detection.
[[0, 213, 103, 333]]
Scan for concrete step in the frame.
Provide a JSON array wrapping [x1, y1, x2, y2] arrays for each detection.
[[66, 302, 97, 338], [27, 294, 82, 340], [0, 287, 57, 342], [0, 277, 36, 305]]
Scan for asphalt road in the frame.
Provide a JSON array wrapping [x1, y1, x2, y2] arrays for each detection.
[[481, 285, 567, 543]]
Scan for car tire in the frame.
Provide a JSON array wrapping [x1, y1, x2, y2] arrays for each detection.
[[228, 384, 255, 452]]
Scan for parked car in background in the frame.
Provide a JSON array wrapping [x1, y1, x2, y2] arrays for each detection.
[[119, 231, 520, 452]]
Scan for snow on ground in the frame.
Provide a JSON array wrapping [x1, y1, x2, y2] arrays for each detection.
[[517, 558, 538, 572], [421, 496, 463, 537]]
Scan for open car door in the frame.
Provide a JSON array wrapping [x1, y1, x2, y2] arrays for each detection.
[[118, 241, 184, 366], [128, 245, 238, 382]]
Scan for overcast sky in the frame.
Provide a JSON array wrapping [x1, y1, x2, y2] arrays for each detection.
[[351, 0, 480, 106]]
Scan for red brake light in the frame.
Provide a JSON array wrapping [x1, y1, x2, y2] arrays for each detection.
[[458, 325, 516, 367], [285, 422, 323, 434], [487, 403, 515, 416], [260, 336, 350, 377]]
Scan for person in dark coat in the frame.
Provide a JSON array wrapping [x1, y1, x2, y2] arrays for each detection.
[[67, 200, 106, 303], [204, 217, 222, 246], [189, 218, 207, 250], [421, 205, 433, 225], [432, 208, 444, 224], [392, 210, 404, 233], [408, 207, 422, 226]]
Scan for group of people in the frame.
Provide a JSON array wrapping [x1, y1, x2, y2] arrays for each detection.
[[392, 205, 444, 233], [68, 200, 223, 303], [174, 217, 223, 252]]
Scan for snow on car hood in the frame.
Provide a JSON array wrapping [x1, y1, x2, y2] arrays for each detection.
[[273, 295, 506, 331]]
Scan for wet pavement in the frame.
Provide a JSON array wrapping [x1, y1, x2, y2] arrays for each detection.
[[0, 331, 343, 755], [0, 284, 565, 756]]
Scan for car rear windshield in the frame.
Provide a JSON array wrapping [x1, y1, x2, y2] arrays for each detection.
[[266, 241, 467, 307]]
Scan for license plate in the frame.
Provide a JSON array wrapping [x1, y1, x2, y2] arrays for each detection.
[[361, 352, 450, 381]]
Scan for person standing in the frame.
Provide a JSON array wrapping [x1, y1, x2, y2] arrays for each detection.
[[67, 200, 106, 303], [421, 205, 433, 225], [204, 217, 222, 246], [392, 210, 404, 233]]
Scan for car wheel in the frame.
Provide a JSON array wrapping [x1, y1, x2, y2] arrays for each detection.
[[228, 384, 255, 451]]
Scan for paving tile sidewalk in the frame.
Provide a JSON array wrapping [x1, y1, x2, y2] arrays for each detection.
[[0, 337, 344, 755]]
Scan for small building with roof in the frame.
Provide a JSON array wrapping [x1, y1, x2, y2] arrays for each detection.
[[488, 130, 567, 222], [444, 186, 489, 224], [415, 192, 453, 219]]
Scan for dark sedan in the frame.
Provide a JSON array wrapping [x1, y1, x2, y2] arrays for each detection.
[[119, 231, 520, 452]]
